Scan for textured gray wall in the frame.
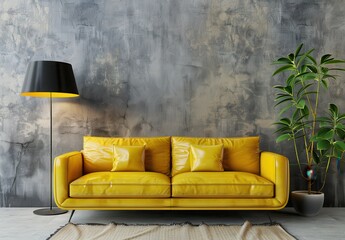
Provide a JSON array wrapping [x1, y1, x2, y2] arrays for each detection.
[[1, 0, 345, 207]]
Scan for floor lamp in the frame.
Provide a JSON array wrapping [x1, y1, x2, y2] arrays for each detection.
[[21, 61, 79, 215]]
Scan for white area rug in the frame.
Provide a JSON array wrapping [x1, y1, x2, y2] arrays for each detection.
[[48, 221, 295, 240]]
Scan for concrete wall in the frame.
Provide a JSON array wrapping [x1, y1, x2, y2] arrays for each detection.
[[1, 0, 345, 207]]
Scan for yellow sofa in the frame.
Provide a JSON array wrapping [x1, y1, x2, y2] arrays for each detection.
[[54, 136, 289, 211]]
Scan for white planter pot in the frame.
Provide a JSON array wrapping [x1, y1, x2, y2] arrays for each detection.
[[291, 190, 324, 217]]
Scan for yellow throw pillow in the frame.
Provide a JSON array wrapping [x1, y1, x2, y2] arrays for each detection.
[[112, 145, 145, 172], [189, 144, 224, 172]]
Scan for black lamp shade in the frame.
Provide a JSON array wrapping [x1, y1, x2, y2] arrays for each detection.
[[21, 61, 79, 98]]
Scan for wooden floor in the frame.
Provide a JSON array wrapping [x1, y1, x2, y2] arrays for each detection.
[[0, 208, 344, 239]]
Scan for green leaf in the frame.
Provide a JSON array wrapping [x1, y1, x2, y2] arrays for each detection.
[[336, 123, 345, 130], [295, 112, 309, 122], [323, 59, 345, 64], [297, 49, 315, 67], [286, 74, 296, 86], [288, 53, 295, 61], [273, 65, 296, 76], [322, 74, 336, 80], [330, 104, 339, 117], [273, 57, 293, 65], [317, 127, 333, 133], [274, 97, 293, 107], [275, 93, 292, 98], [295, 44, 304, 57], [302, 73, 317, 81], [321, 54, 332, 64], [334, 149, 343, 158], [301, 105, 310, 117], [317, 140, 331, 150], [275, 126, 291, 133], [273, 85, 285, 90], [296, 99, 306, 109], [321, 67, 329, 73], [284, 86, 292, 94], [328, 68, 345, 72], [316, 128, 334, 140], [276, 134, 291, 143], [336, 128, 345, 139], [301, 91, 317, 97], [306, 54, 317, 65], [279, 118, 291, 125], [292, 109, 300, 120], [279, 103, 293, 115], [310, 135, 318, 142], [297, 83, 313, 97], [321, 79, 329, 89], [295, 72, 310, 78], [275, 96, 293, 103], [334, 141, 345, 152], [338, 113, 345, 121], [295, 72, 317, 81], [318, 117, 332, 128], [318, 116, 332, 122], [319, 123, 331, 129], [274, 86, 293, 95], [306, 64, 318, 73]]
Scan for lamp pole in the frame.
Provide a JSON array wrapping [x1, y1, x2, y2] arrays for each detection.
[[33, 94, 68, 215], [50, 92, 53, 211], [21, 61, 78, 216]]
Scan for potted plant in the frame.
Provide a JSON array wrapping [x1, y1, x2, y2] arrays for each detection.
[[272, 44, 345, 216]]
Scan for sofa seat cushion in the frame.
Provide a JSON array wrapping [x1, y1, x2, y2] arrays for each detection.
[[172, 172, 274, 198], [70, 172, 171, 198]]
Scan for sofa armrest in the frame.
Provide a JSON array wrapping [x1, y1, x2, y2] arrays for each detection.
[[260, 151, 290, 207], [53, 151, 83, 207]]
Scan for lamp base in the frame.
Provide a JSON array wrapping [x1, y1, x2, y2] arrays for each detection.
[[33, 208, 68, 216]]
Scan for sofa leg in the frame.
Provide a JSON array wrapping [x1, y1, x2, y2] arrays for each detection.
[[68, 210, 75, 223], [266, 211, 273, 225]]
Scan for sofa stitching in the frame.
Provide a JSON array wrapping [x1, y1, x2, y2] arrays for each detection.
[[171, 195, 274, 198], [71, 184, 170, 186], [171, 183, 273, 186]]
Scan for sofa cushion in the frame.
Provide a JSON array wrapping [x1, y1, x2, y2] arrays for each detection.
[[70, 172, 171, 198], [171, 136, 260, 176], [82, 136, 171, 175], [112, 145, 146, 172], [189, 144, 224, 172], [172, 172, 273, 198]]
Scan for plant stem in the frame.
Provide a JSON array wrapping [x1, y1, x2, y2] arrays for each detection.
[[294, 66, 311, 167], [293, 134, 308, 180], [319, 127, 336, 192], [300, 114, 310, 166], [319, 155, 332, 192], [308, 74, 321, 167]]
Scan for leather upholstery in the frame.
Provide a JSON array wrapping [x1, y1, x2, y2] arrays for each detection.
[[172, 172, 274, 198], [112, 145, 146, 172], [54, 137, 289, 210], [189, 144, 224, 172], [70, 172, 170, 198], [54, 151, 83, 206], [171, 136, 260, 176], [260, 151, 290, 207], [82, 136, 171, 175]]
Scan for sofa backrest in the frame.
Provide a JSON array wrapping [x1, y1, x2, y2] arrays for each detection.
[[171, 136, 260, 176], [82, 136, 171, 175]]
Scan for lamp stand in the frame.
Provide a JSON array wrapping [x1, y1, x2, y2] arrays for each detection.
[[34, 94, 68, 216]]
